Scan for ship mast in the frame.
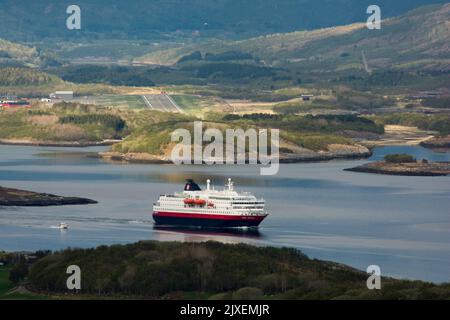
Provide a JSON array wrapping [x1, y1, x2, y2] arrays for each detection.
[[227, 178, 234, 191]]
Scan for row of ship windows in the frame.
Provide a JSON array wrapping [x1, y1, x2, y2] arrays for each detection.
[[160, 199, 262, 205], [158, 203, 262, 208], [162, 196, 258, 202], [232, 202, 264, 205], [163, 195, 234, 200], [157, 204, 264, 212]]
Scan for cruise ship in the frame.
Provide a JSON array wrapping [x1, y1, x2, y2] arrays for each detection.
[[153, 179, 268, 228]]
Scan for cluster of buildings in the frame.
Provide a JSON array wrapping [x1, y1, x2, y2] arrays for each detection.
[[49, 91, 74, 100], [1, 91, 74, 110], [40, 91, 74, 102], [0, 95, 30, 108]]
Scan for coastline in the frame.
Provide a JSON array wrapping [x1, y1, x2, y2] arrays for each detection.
[[345, 161, 450, 177], [420, 136, 450, 151], [0, 124, 440, 165], [1, 124, 438, 164], [98, 144, 373, 165], [0, 138, 120, 148], [358, 125, 435, 147]]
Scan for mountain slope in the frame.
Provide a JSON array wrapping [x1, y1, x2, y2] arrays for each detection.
[[280, 4, 450, 71], [0, 0, 447, 41], [139, 4, 450, 72], [137, 23, 366, 65], [0, 38, 40, 67]]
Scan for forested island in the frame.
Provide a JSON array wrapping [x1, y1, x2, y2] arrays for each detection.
[[1, 241, 450, 300]]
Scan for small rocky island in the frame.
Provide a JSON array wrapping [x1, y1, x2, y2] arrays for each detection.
[[0, 186, 97, 206], [420, 135, 450, 151], [345, 154, 450, 176]]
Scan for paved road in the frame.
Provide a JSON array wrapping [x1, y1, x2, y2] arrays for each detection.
[[141, 94, 184, 113]]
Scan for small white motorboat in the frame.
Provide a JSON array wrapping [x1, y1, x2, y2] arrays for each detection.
[[58, 222, 69, 230]]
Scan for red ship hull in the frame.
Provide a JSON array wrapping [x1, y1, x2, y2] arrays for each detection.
[[153, 211, 267, 228]]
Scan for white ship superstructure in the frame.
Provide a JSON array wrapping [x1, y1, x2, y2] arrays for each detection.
[[153, 179, 268, 228]]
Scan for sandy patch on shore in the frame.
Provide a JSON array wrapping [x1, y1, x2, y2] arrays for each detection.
[[364, 125, 435, 146]]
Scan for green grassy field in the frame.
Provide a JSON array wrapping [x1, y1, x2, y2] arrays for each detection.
[[73, 94, 216, 111], [0, 103, 130, 142], [171, 94, 202, 109], [0, 267, 46, 300], [171, 94, 222, 115], [0, 268, 13, 296], [74, 95, 148, 109]]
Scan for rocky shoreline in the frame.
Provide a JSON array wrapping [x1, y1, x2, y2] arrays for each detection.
[[420, 136, 450, 151], [0, 186, 98, 206], [345, 161, 450, 177]]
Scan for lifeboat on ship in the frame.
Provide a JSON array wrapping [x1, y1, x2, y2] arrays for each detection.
[[184, 198, 195, 205], [194, 199, 206, 206]]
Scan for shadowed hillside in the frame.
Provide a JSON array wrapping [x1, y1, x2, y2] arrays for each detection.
[[0, 0, 446, 41]]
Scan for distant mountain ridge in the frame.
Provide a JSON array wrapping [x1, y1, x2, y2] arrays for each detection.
[[0, 0, 447, 41], [139, 4, 450, 73]]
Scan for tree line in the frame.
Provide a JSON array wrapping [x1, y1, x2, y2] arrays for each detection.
[[23, 241, 450, 299], [0, 67, 54, 86], [59, 114, 126, 132]]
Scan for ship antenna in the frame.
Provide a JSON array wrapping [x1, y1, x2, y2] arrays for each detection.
[[207, 179, 211, 191]]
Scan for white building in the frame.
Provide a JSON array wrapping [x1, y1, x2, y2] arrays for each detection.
[[50, 91, 74, 100]]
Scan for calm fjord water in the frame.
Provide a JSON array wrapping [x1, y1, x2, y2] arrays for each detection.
[[1, 145, 450, 283]]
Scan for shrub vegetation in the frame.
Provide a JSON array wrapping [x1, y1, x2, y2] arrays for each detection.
[[24, 241, 450, 300], [384, 154, 416, 163]]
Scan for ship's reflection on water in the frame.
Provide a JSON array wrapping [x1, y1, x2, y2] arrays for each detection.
[[152, 225, 263, 244]]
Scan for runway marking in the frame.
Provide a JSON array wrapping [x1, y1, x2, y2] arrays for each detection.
[[166, 95, 184, 113], [141, 94, 184, 113], [142, 95, 154, 110]]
